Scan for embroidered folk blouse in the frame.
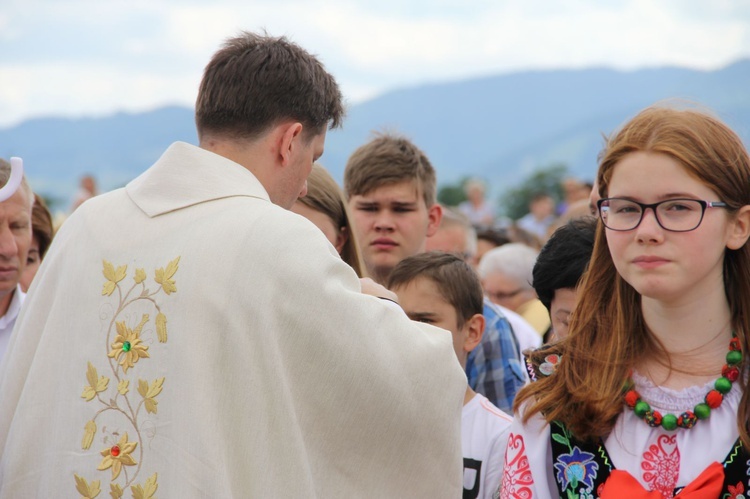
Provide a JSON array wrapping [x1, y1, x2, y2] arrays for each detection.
[[500, 371, 746, 498]]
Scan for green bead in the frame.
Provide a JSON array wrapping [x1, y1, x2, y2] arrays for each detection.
[[694, 403, 711, 420], [634, 400, 651, 418], [715, 376, 732, 394], [661, 413, 678, 431], [726, 350, 743, 366], [122, 341, 132, 352]]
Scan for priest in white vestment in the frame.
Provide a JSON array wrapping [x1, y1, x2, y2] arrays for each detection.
[[0, 32, 467, 498]]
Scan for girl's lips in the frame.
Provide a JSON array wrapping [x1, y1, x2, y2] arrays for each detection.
[[632, 256, 669, 268]]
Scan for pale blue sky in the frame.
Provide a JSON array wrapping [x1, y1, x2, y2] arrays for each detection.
[[1, 0, 749, 127]]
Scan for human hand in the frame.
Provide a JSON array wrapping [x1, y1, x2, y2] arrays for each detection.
[[359, 277, 399, 304]]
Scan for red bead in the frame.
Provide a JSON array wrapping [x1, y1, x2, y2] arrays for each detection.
[[111, 445, 121, 457], [730, 337, 741, 351], [722, 365, 740, 382], [624, 390, 640, 408], [705, 390, 723, 409]]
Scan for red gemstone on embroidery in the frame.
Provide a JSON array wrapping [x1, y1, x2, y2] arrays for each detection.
[[705, 390, 723, 409], [730, 337, 741, 351], [723, 365, 740, 382], [624, 390, 639, 407], [111, 445, 121, 457]]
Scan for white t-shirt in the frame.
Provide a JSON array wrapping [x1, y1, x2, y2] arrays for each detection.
[[0, 286, 25, 370], [463, 393, 513, 499]]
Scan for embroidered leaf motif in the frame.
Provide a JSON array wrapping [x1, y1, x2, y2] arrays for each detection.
[[82, 362, 109, 401], [109, 483, 123, 499], [156, 312, 167, 343], [134, 268, 146, 284], [552, 433, 569, 446], [131, 473, 158, 499], [154, 256, 180, 295], [82, 420, 97, 450], [74, 474, 101, 498], [117, 379, 129, 395], [138, 377, 165, 414], [102, 260, 127, 296]]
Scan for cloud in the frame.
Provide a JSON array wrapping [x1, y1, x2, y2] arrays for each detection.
[[0, 0, 749, 127]]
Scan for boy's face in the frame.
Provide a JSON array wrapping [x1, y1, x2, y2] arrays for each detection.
[[348, 180, 441, 283], [392, 276, 471, 367]]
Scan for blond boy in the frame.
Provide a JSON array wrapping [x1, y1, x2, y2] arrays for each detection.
[[344, 134, 442, 284]]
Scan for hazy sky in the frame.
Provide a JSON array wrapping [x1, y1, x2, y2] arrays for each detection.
[[1, 0, 749, 127]]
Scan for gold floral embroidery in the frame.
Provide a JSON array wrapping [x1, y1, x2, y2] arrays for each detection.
[[74, 474, 101, 498], [155, 312, 167, 343], [109, 483, 123, 498], [81, 362, 109, 401], [82, 420, 97, 450], [137, 378, 164, 414], [77, 258, 179, 495], [131, 473, 158, 499], [107, 315, 150, 373], [102, 260, 127, 297], [154, 256, 179, 295], [98, 432, 137, 480]]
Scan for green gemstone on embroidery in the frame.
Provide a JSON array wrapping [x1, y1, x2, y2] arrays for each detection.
[[122, 341, 132, 352]]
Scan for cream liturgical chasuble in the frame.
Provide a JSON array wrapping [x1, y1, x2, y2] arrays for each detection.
[[0, 142, 467, 498]]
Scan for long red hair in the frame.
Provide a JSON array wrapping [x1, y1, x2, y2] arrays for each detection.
[[516, 105, 750, 446]]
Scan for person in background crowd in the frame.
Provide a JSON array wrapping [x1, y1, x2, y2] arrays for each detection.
[[517, 193, 556, 242], [428, 210, 541, 356], [458, 179, 495, 228], [478, 243, 550, 337], [70, 174, 98, 213], [532, 216, 597, 342], [389, 252, 512, 499], [20, 194, 54, 292], [292, 163, 366, 277], [344, 133, 442, 286], [0, 159, 33, 368]]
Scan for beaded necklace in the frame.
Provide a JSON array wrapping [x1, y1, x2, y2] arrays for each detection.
[[623, 333, 742, 431]]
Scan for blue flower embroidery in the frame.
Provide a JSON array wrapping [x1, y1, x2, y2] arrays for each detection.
[[554, 446, 599, 491]]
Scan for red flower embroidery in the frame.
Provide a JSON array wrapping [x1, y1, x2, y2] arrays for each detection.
[[641, 434, 680, 498], [500, 433, 534, 498], [727, 481, 745, 498]]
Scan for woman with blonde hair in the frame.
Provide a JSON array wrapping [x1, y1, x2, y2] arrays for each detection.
[[501, 105, 750, 497], [292, 164, 366, 277]]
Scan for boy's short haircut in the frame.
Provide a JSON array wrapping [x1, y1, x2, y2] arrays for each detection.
[[195, 31, 344, 141], [343, 133, 437, 206], [532, 216, 597, 311], [388, 251, 483, 328]]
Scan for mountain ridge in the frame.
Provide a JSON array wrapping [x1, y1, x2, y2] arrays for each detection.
[[2, 59, 748, 210]]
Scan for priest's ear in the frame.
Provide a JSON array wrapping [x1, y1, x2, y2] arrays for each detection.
[[275, 122, 304, 167]]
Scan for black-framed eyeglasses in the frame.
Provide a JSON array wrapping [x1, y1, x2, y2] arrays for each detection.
[[597, 198, 728, 232]]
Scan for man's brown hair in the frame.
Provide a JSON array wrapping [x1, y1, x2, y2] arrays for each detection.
[[196, 32, 344, 141], [343, 133, 437, 206]]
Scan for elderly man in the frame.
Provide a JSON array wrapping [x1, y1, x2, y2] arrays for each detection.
[[0, 159, 32, 368], [0, 32, 465, 497]]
